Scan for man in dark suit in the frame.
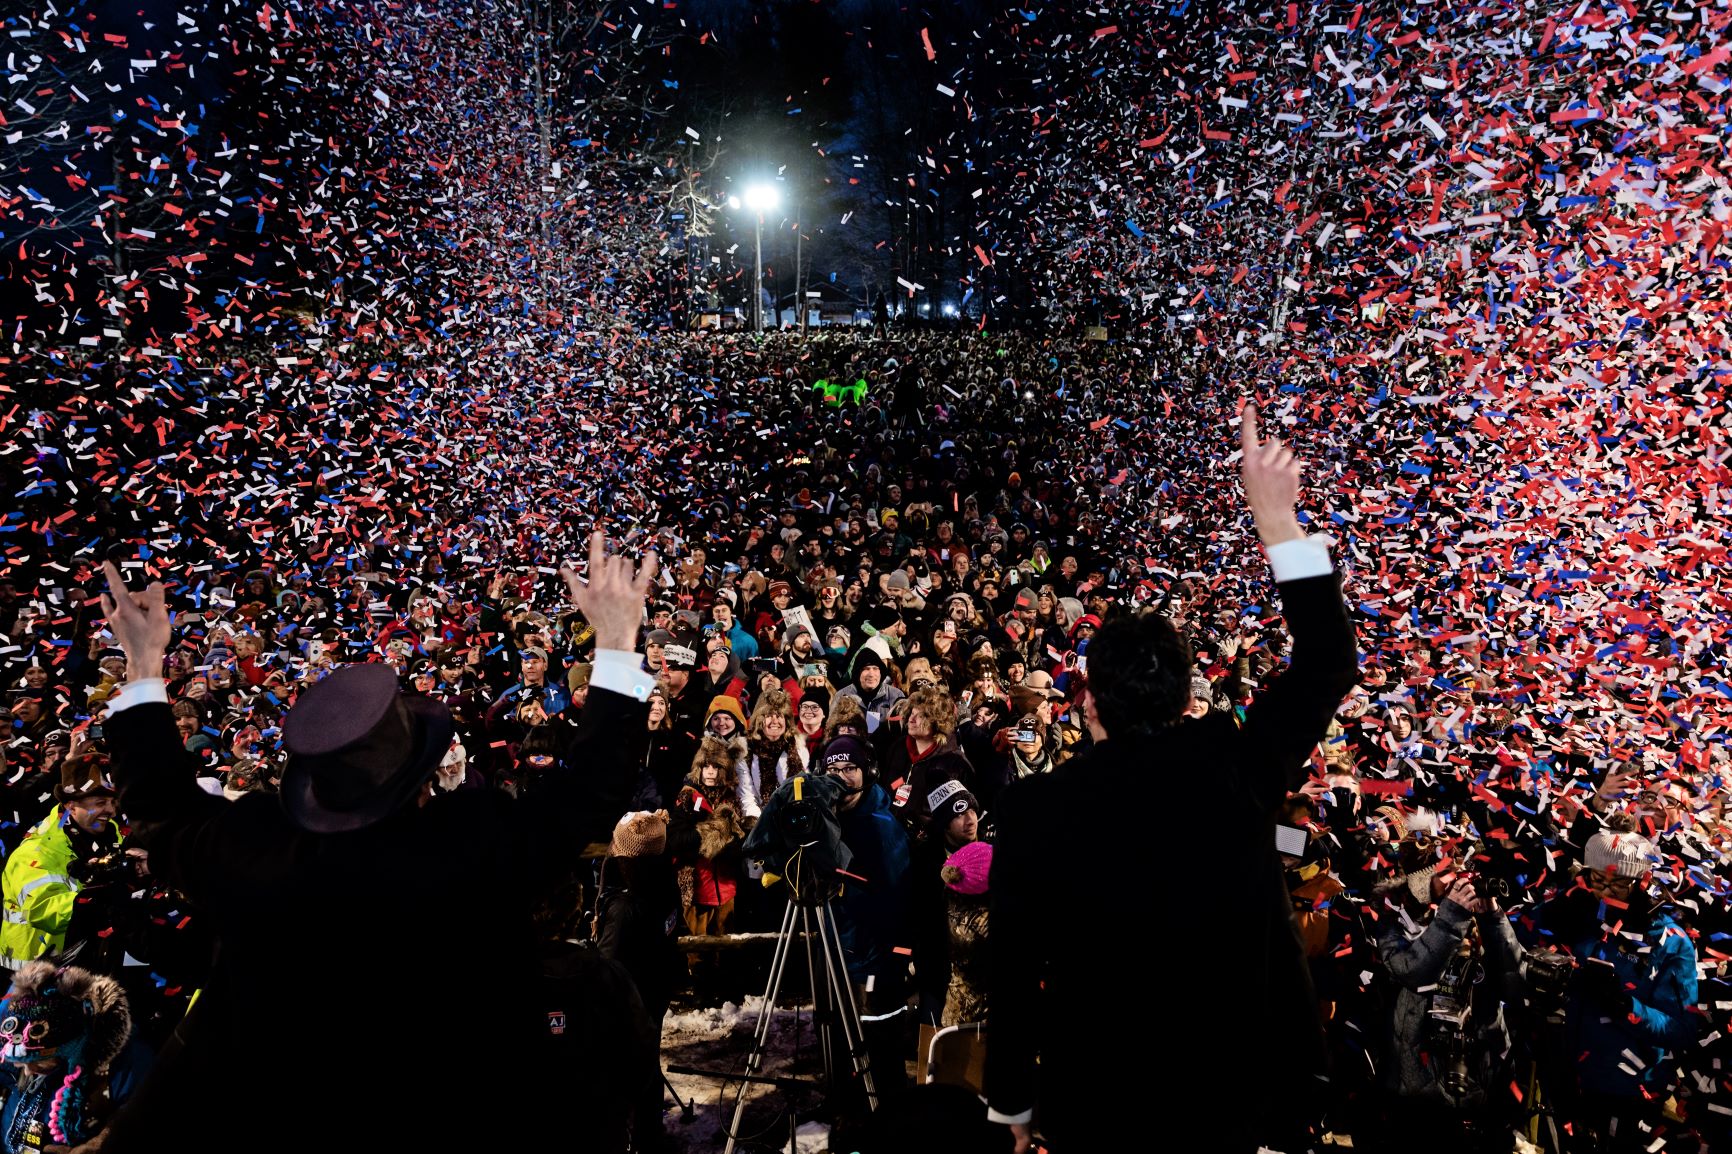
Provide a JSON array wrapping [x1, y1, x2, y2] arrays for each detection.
[[985, 404, 1359, 1152], [96, 534, 660, 1152]]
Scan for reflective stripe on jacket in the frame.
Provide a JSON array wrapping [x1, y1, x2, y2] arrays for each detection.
[[0, 807, 82, 968]]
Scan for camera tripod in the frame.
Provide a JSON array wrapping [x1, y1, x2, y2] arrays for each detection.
[[713, 873, 878, 1154]]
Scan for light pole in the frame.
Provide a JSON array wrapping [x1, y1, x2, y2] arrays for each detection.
[[729, 182, 781, 332]]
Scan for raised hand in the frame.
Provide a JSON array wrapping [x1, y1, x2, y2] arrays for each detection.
[[1239, 401, 1304, 547], [1593, 767, 1637, 814], [1443, 877, 1483, 914], [560, 531, 658, 652], [100, 561, 172, 680]]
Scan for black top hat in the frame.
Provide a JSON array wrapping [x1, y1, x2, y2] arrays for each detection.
[[281, 664, 454, 833]]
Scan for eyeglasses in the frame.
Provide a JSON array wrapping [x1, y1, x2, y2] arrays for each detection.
[[1591, 873, 1637, 898]]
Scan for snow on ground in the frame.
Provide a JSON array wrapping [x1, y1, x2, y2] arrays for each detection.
[[657, 997, 835, 1154]]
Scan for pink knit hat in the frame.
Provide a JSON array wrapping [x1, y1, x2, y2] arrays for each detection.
[[941, 841, 993, 896]]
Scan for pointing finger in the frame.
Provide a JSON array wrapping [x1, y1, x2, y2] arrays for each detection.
[[1240, 400, 1260, 454], [634, 549, 659, 596], [589, 530, 606, 575], [102, 561, 131, 610]]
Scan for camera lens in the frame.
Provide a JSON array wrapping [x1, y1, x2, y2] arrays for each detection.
[[782, 800, 818, 842]]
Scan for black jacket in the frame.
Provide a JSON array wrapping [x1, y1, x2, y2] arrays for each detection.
[[594, 854, 684, 1015], [984, 571, 1357, 1149], [99, 686, 642, 1153]]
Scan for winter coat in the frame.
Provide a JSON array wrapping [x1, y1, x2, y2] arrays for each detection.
[[0, 1040, 146, 1153], [493, 677, 573, 720], [724, 623, 759, 660], [833, 784, 914, 989], [737, 738, 796, 820], [532, 939, 656, 1154], [880, 738, 973, 833], [100, 687, 645, 1152], [942, 889, 989, 1026], [669, 774, 746, 910], [957, 717, 1010, 810], [835, 680, 905, 723], [1374, 897, 1524, 1103], [594, 855, 685, 1016], [0, 807, 119, 968], [1539, 903, 1700, 1098], [691, 663, 748, 708], [630, 720, 689, 807], [910, 836, 990, 1026], [986, 569, 1357, 1149]]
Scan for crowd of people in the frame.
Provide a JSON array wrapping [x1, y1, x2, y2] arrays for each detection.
[[4, 0, 1731, 1148], [0, 321, 1724, 1152]]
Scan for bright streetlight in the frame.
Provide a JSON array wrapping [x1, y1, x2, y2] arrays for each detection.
[[743, 183, 781, 212], [728, 182, 782, 332]]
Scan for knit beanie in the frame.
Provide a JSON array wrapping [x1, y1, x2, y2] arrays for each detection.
[[865, 606, 902, 634], [706, 694, 748, 731], [610, 810, 670, 858], [941, 841, 993, 896], [821, 734, 874, 775], [1585, 825, 1654, 879], [852, 648, 888, 682], [926, 777, 980, 833], [1371, 805, 1409, 844]]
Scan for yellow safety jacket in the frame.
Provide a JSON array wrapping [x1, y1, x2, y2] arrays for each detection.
[[0, 807, 111, 970]]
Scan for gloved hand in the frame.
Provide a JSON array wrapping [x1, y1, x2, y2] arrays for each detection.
[[1574, 958, 1632, 1015], [69, 849, 131, 890]]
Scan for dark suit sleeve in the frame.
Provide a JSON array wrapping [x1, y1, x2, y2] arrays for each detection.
[[105, 699, 231, 896], [566, 688, 649, 809], [1237, 572, 1358, 812], [984, 775, 1043, 1124]]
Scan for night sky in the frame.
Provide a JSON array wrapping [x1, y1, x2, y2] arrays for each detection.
[[2, 0, 1082, 339]]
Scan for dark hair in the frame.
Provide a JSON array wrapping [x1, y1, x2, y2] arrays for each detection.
[[519, 727, 561, 762], [1083, 609, 1193, 737]]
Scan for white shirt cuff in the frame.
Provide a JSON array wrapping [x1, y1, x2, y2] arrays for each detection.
[[107, 678, 169, 714], [987, 1106, 1034, 1126], [1265, 535, 1334, 582], [591, 648, 657, 702]]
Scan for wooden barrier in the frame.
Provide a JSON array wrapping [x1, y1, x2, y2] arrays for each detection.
[[676, 931, 810, 952]]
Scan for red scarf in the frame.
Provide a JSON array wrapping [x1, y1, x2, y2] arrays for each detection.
[[907, 734, 944, 764]]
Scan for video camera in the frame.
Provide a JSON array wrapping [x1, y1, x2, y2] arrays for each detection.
[[1523, 949, 1574, 1020], [742, 773, 854, 905], [1428, 945, 1486, 1102], [1454, 840, 1511, 902]]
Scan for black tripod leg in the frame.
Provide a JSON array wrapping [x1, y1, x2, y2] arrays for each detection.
[[717, 901, 796, 1150], [661, 1067, 695, 1123], [722, 899, 801, 1154], [800, 904, 839, 1097], [816, 900, 879, 1111]]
